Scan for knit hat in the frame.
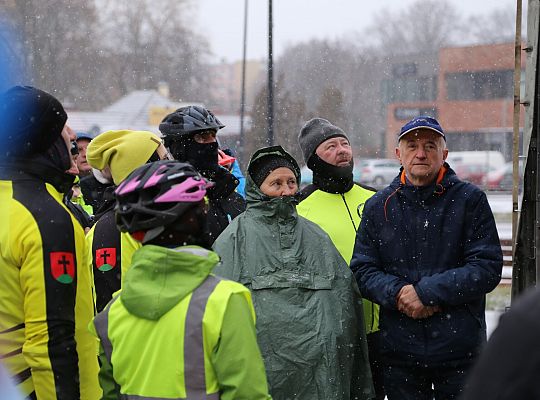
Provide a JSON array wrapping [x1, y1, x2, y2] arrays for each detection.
[[298, 118, 349, 164], [87, 130, 161, 185], [0, 86, 67, 158], [250, 153, 297, 188]]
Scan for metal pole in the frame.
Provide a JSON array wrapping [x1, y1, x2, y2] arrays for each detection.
[[511, 0, 522, 261], [239, 0, 248, 155], [267, 0, 274, 146]]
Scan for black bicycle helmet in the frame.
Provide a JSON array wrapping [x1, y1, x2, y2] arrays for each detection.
[[159, 105, 225, 139], [115, 160, 213, 242]]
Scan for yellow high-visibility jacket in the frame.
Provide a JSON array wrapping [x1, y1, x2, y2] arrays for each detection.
[[0, 173, 100, 399]]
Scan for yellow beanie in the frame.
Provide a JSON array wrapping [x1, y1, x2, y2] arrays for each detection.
[[87, 130, 162, 185]]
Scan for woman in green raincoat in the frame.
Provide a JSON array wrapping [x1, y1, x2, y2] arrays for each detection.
[[213, 145, 374, 400]]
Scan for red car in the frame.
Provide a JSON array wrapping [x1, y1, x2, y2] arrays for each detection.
[[453, 164, 492, 186], [485, 161, 524, 191]]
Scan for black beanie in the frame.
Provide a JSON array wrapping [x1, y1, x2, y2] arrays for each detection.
[[0, 86, 67, 158], [250, 154, 297, 188], [298, 118, 349, 165]]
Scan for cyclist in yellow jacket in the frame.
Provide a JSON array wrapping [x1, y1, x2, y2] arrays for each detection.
[[297, 118, 383, 399], [0, 86, 100, 399], [90, 161, 271, 399]]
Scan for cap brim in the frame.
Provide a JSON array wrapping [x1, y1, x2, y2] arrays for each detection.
[[76, 135, 94, 141], [398, 126, 445, 141]]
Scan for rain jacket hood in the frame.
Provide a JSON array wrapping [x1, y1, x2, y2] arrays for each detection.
[[244, 146, 301, 221], [121, 245, 219, 320], [213, 146, 374, 399]]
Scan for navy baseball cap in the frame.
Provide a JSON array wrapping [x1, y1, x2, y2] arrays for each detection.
[[76, 132, 94, 141], [398, 116, 445, 142]]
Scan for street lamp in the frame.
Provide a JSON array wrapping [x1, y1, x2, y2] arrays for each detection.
[[267, 0, 274, 146]]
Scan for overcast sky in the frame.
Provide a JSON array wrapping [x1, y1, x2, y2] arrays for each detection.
[[195, 0, 519, 63]]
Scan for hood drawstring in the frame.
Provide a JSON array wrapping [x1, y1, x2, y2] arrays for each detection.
[[384, 185, 402, 222], [433, 165, 447, 195], [383, 166, 448, 222]]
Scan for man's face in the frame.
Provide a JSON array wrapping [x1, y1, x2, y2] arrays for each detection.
[[76, 138, 92, 175], [62, 125, 79, 176], [395, 130, 448, 186], [315, 136, 352, 167]]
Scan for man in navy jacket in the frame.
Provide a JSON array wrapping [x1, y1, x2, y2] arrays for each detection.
[[350, 116, 502, 400]]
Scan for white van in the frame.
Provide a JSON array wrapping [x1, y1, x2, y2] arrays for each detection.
[[446, 151, 505, 171]]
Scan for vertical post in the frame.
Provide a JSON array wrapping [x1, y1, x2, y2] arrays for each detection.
[[239, 0, 248, 156], [267, 0, 274, 146], [511, 0, 522, 261]]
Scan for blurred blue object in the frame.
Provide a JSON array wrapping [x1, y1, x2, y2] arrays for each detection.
[[231, 160, 246, 198], [0, 14, 23, 92], [0, 362, 24, 399]]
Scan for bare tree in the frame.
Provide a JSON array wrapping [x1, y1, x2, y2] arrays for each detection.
[[465, 5, 521, 44], [273, 38, 387, 157], [0, 0, 102, 107], [315, 87, 345, 131], [244, 74, 306, 166], [96, 0, 211, 102], [364, 0, 464, 56]]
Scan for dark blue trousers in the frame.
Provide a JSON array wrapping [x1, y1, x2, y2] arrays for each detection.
[[383, 359, 474, 400]]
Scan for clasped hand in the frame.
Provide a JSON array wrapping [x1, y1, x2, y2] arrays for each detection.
[[396, 285, 440, 319]]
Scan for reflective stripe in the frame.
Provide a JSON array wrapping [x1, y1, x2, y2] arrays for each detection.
[[93, 295, 120, 364], [94, 277, 221, 400], [184, 275, 221, 400], [172, 247, 213, 258], [120, 393, 219, 400]]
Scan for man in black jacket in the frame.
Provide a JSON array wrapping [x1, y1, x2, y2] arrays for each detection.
[[159, 106, 245, 245]]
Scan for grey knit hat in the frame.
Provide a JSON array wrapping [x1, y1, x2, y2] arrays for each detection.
[[298, 118, 349, 164]]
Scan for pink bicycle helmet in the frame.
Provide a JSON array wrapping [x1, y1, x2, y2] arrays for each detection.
[[115, 160, 213, 237]]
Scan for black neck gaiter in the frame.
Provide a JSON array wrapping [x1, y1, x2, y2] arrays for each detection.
[[187, 141, 219, 175], [309, 154, 354, 194], [168, 138, 237, 200]]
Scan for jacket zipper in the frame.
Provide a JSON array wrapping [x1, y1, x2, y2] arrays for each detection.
[[341, 193, 376, 331]]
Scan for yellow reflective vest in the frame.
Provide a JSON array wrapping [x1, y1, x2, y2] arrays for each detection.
[[90, 245, 271, 400], [297, 183, 380, 333]]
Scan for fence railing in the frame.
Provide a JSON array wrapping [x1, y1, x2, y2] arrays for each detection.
[[500, 238, 512, 285]]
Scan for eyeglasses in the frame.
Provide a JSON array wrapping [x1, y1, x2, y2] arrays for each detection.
[[70, 141, 79, 156], [156, 143, 174, 161]]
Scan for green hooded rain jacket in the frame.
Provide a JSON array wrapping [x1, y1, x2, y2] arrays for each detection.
[[213, 146, 374, 400]]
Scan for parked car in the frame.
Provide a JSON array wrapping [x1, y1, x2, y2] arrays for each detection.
[[357, 158, 401, 187], [453, 163, 493, 186], [485, 161, 524, 191], [300, 166, 313, 187], [446, 151, 505, 172]]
